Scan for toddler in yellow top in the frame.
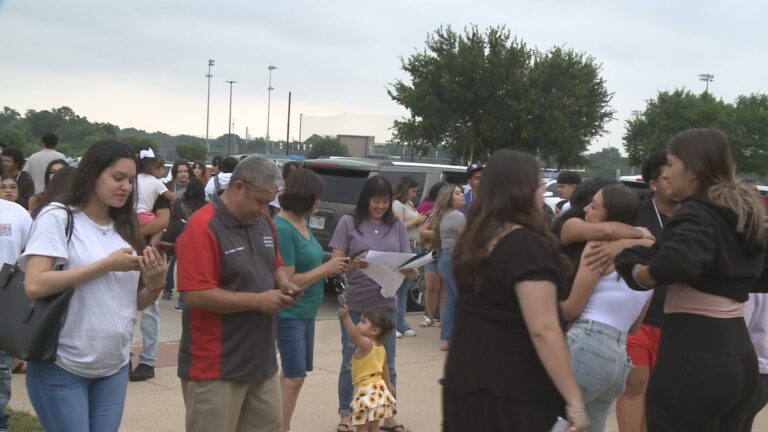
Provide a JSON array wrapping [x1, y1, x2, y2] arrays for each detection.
[[339, 305, 397, 431]]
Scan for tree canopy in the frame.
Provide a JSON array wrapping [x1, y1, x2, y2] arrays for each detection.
[[306, 134, 348, 159], [389, 25, 614, 166], [623, 90, 768, 174]]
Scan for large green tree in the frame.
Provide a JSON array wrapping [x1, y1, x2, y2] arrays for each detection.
[[729, 93, 768, 175], [306, 135, 348, 159], [175, 142, 208, 161], [623, 90, 732, 166], [389, 25, 613, 166]]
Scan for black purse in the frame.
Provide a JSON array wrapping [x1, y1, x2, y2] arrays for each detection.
[[0, 207, 74, 362]]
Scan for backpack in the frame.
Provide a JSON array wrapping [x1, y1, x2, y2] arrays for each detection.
[[161, 201, 196, 247]]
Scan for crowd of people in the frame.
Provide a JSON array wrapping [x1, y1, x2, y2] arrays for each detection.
[[1, 127, 768, 432]]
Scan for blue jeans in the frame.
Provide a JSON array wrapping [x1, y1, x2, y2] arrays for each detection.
[[338, 308, 397, 417], [0, 352, 11, 431], [438, 250, 458, 344], [26, 362, 130, 432], [164, 256, 175, 296], [138, 299, 159, 366], [277, 317, 316, 378], [566, 319, 631, 432], [395, 245, 419, 333], [396, 278, 413, 333]]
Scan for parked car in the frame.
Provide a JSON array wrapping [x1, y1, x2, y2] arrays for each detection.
[[302, 157, 467, 251]]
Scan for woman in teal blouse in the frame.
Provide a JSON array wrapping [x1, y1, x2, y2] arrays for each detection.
[[275, 168, 350, 432]]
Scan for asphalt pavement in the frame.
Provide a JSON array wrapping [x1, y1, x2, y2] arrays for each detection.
[[7, 294, 768, 431]]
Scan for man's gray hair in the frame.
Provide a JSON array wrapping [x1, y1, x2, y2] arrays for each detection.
[[230, 156, 284, 189]]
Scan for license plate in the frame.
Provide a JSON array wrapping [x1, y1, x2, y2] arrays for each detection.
[[309, 215, 325, 230]]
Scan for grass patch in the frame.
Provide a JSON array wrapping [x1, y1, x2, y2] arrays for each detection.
[[7, 408, 44, 432]]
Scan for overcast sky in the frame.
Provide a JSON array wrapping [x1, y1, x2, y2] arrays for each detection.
[[1, 0, 766, 152]]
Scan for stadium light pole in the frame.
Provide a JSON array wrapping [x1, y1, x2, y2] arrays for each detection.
[[266, 65, 277, 154], [205, 59, 215, 154], [698, 73, 714, 93], [226, 80, 237, 156]]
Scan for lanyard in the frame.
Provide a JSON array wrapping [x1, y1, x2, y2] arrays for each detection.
[[652, 198, 664, 229]]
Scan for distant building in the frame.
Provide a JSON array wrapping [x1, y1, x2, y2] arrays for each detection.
[[338, 135, 375, 158]]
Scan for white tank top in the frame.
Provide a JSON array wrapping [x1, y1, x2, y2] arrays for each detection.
[[581, 271, 653, 332]]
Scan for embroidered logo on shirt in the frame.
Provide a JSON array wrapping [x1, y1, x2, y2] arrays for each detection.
[[224, 246, 245, 255], [0, 224, 11, 236], [263, 236, 274, 248]]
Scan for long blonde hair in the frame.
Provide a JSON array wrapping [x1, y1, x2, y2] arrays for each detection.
[[427, 184, 459, 251], [669, 128, 766, 242]]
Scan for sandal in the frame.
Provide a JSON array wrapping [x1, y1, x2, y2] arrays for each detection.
[[381, 425, 411, 432], [336, 423, 352, 432], [12, 361, 27, 374]]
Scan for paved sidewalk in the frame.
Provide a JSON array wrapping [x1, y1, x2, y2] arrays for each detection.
[[8, 298, 768, 431]]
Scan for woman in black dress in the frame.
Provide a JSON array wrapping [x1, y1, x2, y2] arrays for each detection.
[[443, 149, 588, 432]]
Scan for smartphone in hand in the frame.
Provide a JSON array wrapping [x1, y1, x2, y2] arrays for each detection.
[[155, 241, 175, 255]]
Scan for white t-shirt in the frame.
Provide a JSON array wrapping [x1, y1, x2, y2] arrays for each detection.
[[205, 173, 232, 201], [0, 200, 32, 266], [392, 200, 421, 242], [580, 271, 652, 332], [136, 173, 168, 213], [19, 204, 140, 378]]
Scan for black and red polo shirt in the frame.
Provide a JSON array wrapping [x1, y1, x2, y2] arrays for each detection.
[[176, 194, 283, 383]]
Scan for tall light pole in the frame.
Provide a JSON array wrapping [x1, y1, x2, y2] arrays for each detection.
[[205, 59, 215, 154], [698, 73, 714, 93], [226, 80, 237, 156], [266, 65, 277, 154]]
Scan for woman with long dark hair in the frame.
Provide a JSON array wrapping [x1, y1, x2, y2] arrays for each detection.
[[20, 139, 168, 431], [328, 175, 414, 432], [392, 175, 427, 337], [617, 128, 767, 431], [561, 185, 652, 431], [444, 149, 588, 431], [28, 158, 69, 213], [417, 181, 447, 328]]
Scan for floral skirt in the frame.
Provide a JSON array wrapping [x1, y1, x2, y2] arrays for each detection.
[[350, 381, 397, 425]]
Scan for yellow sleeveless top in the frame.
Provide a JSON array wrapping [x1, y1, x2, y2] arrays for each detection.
[[351, 344, 386, 386]]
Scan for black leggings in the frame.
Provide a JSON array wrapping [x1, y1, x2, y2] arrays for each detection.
[[646, 313, 758, 432]]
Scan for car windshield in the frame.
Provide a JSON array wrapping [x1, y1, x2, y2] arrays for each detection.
[[311, 169, 370, 205]]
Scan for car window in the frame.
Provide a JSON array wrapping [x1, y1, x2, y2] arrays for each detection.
[[308, 168, 371, 205], [546, 182, 559, 195]]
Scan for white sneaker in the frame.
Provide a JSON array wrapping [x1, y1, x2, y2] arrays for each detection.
[[403, 329, 416, 337], [396, 330, 403, 338], [419, 317, 434, 327]]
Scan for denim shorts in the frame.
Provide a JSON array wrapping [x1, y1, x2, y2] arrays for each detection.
[[425, 253, 439, 273], [276, 317, 316, 378]]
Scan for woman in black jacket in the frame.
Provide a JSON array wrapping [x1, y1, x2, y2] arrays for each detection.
[[616, 128, 767, 431]]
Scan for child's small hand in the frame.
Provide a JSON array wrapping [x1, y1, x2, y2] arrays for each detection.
[[386, 382, 397, 397], [338, 305, 349, 318]]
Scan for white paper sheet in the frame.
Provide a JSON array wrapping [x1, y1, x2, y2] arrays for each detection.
[[360, 250, 436, 298]]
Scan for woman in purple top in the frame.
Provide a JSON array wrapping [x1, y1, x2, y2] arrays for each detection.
[[329, 175, 415, 432]]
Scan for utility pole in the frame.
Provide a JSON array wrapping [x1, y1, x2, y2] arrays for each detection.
[[286, 91, 292, 156], [205, 59, 215, 154], [266, 65, 277, 154], [226, 80, 237, 156], [298, 113, 303, 144]]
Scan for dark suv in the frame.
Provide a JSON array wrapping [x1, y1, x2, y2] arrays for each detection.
[[302, 158, 467, 250]]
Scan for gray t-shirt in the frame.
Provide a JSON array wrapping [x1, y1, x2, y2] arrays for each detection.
[[440, 209, 466, 251], [392, 200, 421, 241], [329, 215, 410, 311]]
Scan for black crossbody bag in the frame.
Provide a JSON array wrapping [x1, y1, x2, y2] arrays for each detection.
[[0, 206, 74, 362]]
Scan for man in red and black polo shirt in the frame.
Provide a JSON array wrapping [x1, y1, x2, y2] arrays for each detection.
[[176, 156, 299, 432]]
